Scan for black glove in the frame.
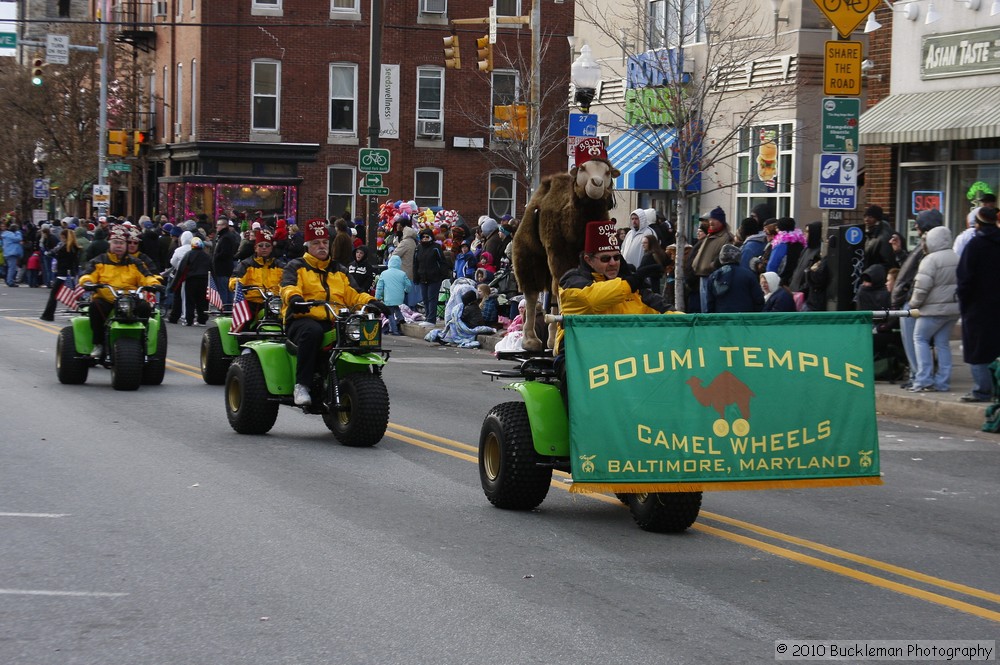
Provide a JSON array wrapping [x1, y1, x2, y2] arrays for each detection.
[[287, 295, 310, 312], [623, 264, 663, 292], [367, 300, 392, 317]]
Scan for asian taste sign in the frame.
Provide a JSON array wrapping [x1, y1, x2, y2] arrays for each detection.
[[823, 41, 862, 96]]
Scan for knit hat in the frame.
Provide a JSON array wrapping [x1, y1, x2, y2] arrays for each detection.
[[479, 216, 498, 236], [170, 226, 182, 237], [583, 220, 619, 254], [190, 237, 203, 248], [304, 219, 329, 242], [574, 137, 609, 167], [709, 206, 727, 226], [108, 225, 128, 242], [776, 217, 796, 232], [718, 243, 740, 265], [127, 226, 141, 241], [915, 208, 943, 232], [255, 229, 273, 244], [864, 205, 884, 220]]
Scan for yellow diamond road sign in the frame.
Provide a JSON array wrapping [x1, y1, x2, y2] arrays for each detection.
[[813, 0, 880, 39]]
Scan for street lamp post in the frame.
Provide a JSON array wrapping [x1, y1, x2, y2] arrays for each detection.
[[571, 44, 601, 114]]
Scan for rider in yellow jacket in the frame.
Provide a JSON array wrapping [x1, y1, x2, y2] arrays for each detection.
[[280, 219, 384, 407], [78, 225, 162, 358], [230, 229, 285, 318]]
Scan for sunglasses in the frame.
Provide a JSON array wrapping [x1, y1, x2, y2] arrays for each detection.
[[593, 254, 622, 264], [257, 242, 272, 247]]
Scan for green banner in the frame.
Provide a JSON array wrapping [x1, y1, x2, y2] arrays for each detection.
[[563, 313, 881, 493]]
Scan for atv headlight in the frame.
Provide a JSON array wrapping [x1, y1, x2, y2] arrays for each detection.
[[116, 297, 134, 318], [344, 320, 362, 342], [267, 299, 282, 317]]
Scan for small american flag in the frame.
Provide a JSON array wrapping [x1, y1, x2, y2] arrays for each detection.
[[230, 282, 251, 333], [55, 282, 86, 310], [207, 272, 224, 311]]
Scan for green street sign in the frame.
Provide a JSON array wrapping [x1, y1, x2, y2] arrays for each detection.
[[358, 148, 390, 174], [821, 98, 860, 153], [359, 186, 390, 196], [106, 163, 132, 172], [0, 33, 16, 48], [364, 173, 383, 187]]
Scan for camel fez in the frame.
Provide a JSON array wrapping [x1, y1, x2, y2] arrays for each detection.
[[255, 228, 273, 244], [108, 225, 128, 242], [304, 219, 328, 242], [574, 137, 608, 167], [583, 220, 619, 254]]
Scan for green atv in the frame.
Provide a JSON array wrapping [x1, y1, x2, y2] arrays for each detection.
[[201, 287, 284, 385], [479, 351, 702, 533], [55, 283, 167, 391], [224, 301, 391, 447]]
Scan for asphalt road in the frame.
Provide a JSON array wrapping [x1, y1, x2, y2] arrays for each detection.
[[1, 287, 997, 664]]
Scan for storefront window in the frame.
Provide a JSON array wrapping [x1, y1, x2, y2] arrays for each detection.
[[898, 165, 946, 248], [735, 122, 794, 221]]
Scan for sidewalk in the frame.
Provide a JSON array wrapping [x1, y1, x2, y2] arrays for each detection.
[[400, 324, 996, 433]]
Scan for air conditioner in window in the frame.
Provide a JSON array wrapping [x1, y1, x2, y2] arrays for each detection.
[[420, 0, 447, 14], [417, 119, 443, 138], [153, 1, 168, 17], [174, 122, 183, 136]]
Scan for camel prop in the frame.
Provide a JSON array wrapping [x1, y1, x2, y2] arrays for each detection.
[[512, 138, 620, 352]]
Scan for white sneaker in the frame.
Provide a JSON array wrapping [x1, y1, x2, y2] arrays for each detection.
[[293, 384, 312, 406], [90, 344, 103, 358]]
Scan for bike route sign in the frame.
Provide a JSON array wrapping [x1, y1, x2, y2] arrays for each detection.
[[812, 0, 880, 39], [817, 153, 858, 210], [358, 148, 390, 174]]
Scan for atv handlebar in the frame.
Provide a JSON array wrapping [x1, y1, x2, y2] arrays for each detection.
[[81, 282, 164, 296]]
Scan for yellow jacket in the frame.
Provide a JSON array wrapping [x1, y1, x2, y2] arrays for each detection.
[[230, 256, 285, 304], [555, 265, 664, 353], [280, 252, 373, 321], [79, 252, 161, 303]]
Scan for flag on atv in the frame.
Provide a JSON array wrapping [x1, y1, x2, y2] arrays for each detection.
[[207, 273, 224, 311], [231, 282, 251, 333], [55, 283, 85, 310]]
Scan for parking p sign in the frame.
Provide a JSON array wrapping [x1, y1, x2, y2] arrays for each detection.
[[817, 153, 858, 210]]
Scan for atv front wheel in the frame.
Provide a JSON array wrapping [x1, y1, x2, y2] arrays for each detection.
[[56, 327, 89, 385], [110, 338, 143, 391], [323, 372, 389, 447], [628, 491, 702, 533], [142, 325, 168, 385], [479, 401, 551, 510], [200, 326, 231, 385], [225, 354, 279, 434]]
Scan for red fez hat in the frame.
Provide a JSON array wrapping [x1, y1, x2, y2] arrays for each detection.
[[255, 228, 274, 244], [304, 219, 328, 242], [583, 220, 619, 254], [574, 137, 609, 167]]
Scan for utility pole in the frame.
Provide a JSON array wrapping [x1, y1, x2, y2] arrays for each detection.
[[97, 0, 109, 213], [366, 0, 383, 258], [529, 0, 540, 194]]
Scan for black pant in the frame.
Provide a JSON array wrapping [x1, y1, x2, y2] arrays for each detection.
[[287, 317, 331, 386], [89, 298, 151, 345], [184, 274, 208, 324]]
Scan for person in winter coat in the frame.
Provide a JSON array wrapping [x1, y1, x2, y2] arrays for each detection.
[[74, 226, 92, 257], [177, 236, 213, 326], [788, 221, 823, 297], [765, 217, 806, 285], [348, 245, 376, 294], [212, 217, 239, 305], [956, 206, 1000, 402], [862, 204, 895, 271], [331, 218, 354, 267], [620, 208, 657, 269], [690, 207, 735, 312], [413, 229, 449, 325], [738, 217, 767, 271], [908, 226, 960, 393], [479, 216, 502, 263], [374, 254, 411, 335], [453, 240, 478, 280], [706, 244, 764, 313], [393, 225, 418, 305], [2, 223, 24, 286], [890, 208, 944, 389], [853, 264, 890, 311], [760, 271, 796, 312], [229, 228, 285, 319]]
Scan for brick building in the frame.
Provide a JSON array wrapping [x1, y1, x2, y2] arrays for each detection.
[[111, 0, 573, 226]]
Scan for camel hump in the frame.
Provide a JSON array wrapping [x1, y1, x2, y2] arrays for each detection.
[[686, 370, 755, 402]]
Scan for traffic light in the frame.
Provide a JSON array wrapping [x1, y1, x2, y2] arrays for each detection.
[[108, 130, 127, 157], [133, 130, 148, 156], [443, 34, 461, 69], [476, 35, 493, 72], [31, 58, 44, 86], [493, 104, 528, 141]]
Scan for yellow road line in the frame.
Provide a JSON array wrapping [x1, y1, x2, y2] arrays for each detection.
[[385, 423, 1000, 623]]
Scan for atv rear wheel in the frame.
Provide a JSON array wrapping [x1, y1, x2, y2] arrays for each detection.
[[225, 354, 278, 434], [323, 372, 389, 447], [200, 326, 230, 385], [56, 327, 89, 385], [142, 325, 168, 385], [110, 338, 143, 391], [479, 401, 551, 510], [628, 491, 702, 533]]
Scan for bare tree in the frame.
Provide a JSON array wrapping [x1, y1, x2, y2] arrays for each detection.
[[578, 0, 804, 310]]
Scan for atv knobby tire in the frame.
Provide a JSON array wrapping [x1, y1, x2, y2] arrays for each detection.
[[200, 326, 230, 385], [142, 325, 168, 385], [628, 491, 702, 533], [323, 372, 389, 447], [225, 354, 279, 434], [110, 338, 144, 391], [56, 327, 89, 385], [479, 401, 551, 510]]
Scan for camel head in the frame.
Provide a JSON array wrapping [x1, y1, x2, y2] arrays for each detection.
[[685, 376, 701, 388], [570, 159, 620, 202]]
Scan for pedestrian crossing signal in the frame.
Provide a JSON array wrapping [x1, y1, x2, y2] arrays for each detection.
[[133, 130, 148, 156], [108, 130, 127, 157]]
